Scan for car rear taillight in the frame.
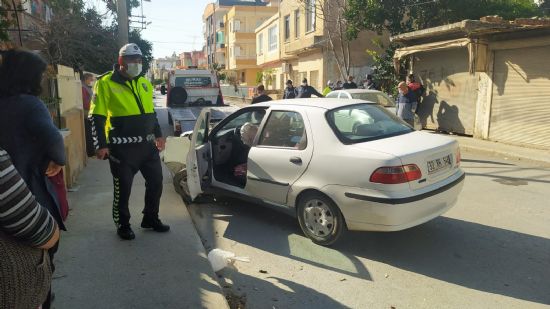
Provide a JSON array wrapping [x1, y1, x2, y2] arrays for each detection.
[[370, 164, 422, 184], [455, 147, 461, 167]]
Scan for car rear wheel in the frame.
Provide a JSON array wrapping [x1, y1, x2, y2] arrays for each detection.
[[297, 192, 346, 246]]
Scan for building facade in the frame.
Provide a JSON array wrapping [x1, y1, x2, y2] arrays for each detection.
[[1, 0, 53, 50], [203, 0, 271, 70], [255, 0, 387, 93], [392, 18, 550, 149], [151, 54, 179, 81], [224, 3, 279, 85]]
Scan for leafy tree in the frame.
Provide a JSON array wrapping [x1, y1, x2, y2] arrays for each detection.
[[345, 0, 542, 37], [39, 0, 152, 74]]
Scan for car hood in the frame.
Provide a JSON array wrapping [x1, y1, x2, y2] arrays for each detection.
[[350, 131, 456, 157]]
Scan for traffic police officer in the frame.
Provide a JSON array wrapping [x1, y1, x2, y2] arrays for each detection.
[[89, 43, 169, 240]]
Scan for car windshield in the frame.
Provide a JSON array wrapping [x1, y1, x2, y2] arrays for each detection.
[[350, 93, 395, 107], [326, 104, 412, 144], [175, 76, 212, 88]]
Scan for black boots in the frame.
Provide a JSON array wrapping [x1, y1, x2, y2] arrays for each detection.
[[117, 225, 136, 240], [141, 217, 170, 232], [117, 218, 169, 240]]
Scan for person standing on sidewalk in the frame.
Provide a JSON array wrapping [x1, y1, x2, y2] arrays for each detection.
[[343, 75, 358, 89], [89, 43, 169, 240], [283, 80, 297, 99], [296, 78, 324, 98], [251, 84, 272, 104], [396, 81, 417, 127]]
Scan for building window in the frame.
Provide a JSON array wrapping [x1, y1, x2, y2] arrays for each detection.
[[294, 9, 300, 38], [306, 0, 316, 33], [284, 15, 290, 42], [258, 33, 264, 55], [268, 25, 278, 52]]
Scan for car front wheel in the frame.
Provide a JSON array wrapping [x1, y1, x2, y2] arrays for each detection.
[[173, 168, 192, 205], [297, 193, 346, 246]]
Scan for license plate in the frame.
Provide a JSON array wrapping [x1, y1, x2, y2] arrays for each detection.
[[427, 155, 452, 174]]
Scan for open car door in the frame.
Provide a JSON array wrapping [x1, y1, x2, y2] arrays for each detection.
[[186, 108, 211, 200]]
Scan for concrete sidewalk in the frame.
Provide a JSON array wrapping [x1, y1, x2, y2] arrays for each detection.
[[52, 159, 229, 309], [447, 134, 550, 166]]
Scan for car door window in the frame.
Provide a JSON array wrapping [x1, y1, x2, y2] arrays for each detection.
[[215, 110, 266, 138], [258, 111, 307, 150], [195, 116, 208, 147]]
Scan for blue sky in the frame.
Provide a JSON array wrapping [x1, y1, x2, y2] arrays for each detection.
[[86, 0, 212, 58]]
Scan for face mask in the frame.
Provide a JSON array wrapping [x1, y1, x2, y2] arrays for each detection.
[[126, 63, 142, 78], [399, 90, 404, 95], [87, 81, 95, 87], [302, 83, 307, 87]]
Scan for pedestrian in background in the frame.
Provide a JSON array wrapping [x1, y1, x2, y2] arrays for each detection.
[[343, 75, 358, 89], [406, 73, 424, 111], [0, 48, 66, 309], [1, 148, 60, 309], [82, 72, 96, 157], [296, 78, 324, 98], [251, 84, 272, 104], [89, 43, 169, 240], [322, 80, 334, 96], [335, 80, 343, 90], [363, 74, 378, 90], [396, 81, 417, 127], [283, 79, 297, 99]]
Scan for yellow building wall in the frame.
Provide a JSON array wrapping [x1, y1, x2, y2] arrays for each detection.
[[225, 5, 278, 85]]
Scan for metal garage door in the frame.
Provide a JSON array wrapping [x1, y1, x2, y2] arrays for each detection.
[[415, 48, 478, 134], [490, 45, 550, 149]]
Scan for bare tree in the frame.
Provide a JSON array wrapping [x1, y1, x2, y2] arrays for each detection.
[[298, 0, 352, 80]]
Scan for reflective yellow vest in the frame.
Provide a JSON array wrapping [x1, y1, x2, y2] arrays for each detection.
[[89, 69, 160, 149]]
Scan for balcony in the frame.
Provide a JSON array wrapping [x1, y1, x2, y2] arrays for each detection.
[[284, 35, 325, 55]]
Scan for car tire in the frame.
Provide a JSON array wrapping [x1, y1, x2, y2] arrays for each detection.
[[173, 168, 192, 205], [297, 192, 346, 246]]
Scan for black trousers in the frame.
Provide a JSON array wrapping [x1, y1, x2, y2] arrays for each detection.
[[108, 142, 163, 227]]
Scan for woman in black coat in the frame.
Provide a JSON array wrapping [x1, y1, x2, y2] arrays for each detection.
[[0, 49, 66, 309]]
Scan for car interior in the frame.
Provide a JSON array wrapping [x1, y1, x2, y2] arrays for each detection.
[[210, 110, 267, 188], [209, 109, 307, 188]]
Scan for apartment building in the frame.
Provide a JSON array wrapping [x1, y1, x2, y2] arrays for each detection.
[[256, 0, 387, 92], [203, 0, 270, 70], [224, 3, 279, 85]]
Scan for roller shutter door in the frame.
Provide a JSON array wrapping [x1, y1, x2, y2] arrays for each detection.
[[415, 48, 478, 134], [490, 45, 550, 149]]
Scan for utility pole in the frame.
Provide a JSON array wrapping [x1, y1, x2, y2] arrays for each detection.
[[117, 0, 129, 46]]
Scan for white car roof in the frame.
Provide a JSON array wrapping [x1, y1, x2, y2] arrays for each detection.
[[251, 98, 376, 110]]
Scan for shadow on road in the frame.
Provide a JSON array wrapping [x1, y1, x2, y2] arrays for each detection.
[[195, 199, 550, 306]]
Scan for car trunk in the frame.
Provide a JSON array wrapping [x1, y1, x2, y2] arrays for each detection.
[[351, 131, 459, 191]]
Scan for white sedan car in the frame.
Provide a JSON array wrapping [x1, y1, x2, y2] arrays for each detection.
[[327, 89, 422, 130], [181, 99, 464, 245]]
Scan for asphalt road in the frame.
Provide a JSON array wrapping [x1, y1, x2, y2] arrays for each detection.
[[155, 93, 550, 309]]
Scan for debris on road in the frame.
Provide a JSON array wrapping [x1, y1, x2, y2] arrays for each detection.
[[208, 248, 250, 272], [259, 270, 268, 274]]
